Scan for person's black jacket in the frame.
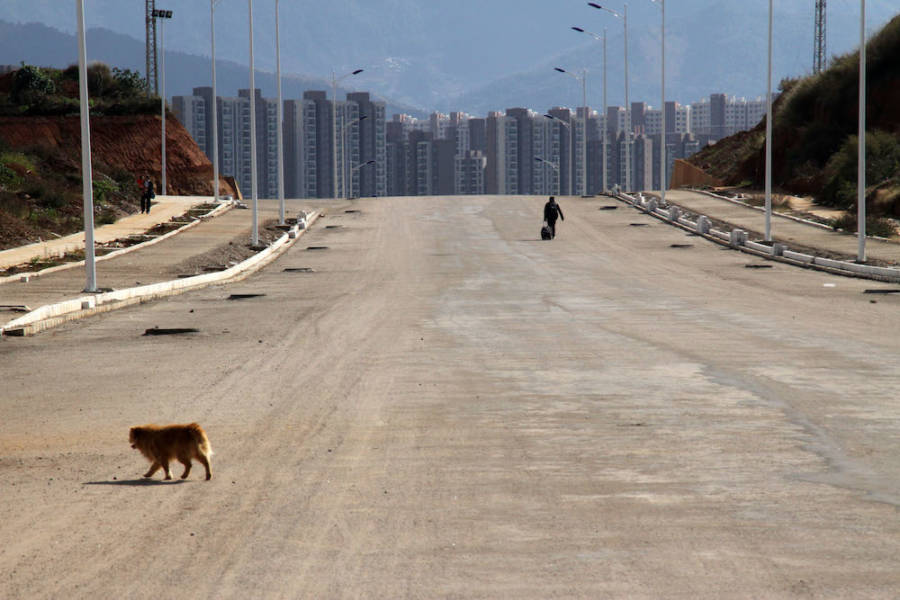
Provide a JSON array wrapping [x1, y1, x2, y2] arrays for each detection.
[[543, 200, 564, 222]]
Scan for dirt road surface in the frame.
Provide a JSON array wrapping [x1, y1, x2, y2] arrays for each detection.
[[2, 195, 900, 598]]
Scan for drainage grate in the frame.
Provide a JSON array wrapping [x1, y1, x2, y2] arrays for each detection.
[[599, 206, 618, 211], [344, 210, 361, 214], [629, 223, 649, 227], [306, 246, 329, 250], [227, 293, 266, 300], [143, 328, 199, 336], [670, 244, 693, 249], [745, 264, 774, 269], [863, 289, 900, 294], [325, 225, 343, 229]]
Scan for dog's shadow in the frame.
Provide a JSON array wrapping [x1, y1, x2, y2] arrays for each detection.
[[84, 478, 188, 487]]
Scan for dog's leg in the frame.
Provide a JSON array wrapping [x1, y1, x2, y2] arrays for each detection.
[[143, 462, 161, 478], [160, 459, 172, 480], [197, 453, 212, 480], [178, 457, 192, 479]]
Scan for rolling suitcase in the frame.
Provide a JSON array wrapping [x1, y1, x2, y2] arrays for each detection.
[[541, 222, 552, 240]]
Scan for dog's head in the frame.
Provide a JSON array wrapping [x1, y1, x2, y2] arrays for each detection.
[[129, 426, 143, 449]]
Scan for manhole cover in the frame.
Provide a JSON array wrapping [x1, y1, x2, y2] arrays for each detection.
[[227, 294, 266, 300], [143, 328, 199, 336]]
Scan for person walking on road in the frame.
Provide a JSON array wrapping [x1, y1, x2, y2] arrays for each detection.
[[543, 196, 565, 239], [141, 176, 155, 214]]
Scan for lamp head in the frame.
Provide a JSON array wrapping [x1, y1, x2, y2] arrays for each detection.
[[554, 67, 566, 73], [572, 27, 585, 32], [352, 69, 364, 75]]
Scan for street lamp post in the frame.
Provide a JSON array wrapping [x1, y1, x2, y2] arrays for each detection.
[[331, 69, 364, 201], [76, 0, 96, 292], [589, 3, 629, 192], [535, 156, 562, 196], [571, 26, 608, 193], [554, 67, 588, 197], [153, 8, 173, 195], [275, 0, 285, 224], [858, 0, 867, 262], [544, 113, 573, 196], [210, 1, 223, 204], [649, 0, 666, 206], [342, 115, 368, 199], [765, 0, 774, 241], [248, 0, 259, 246]]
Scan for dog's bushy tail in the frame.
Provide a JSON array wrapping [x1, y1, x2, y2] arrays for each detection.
[[187, 422, 213, 456]]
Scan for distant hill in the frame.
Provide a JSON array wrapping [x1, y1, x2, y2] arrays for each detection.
[[1, 2, 897, 115], [688, 14, 900, 218], [0, 21, 426, 119]]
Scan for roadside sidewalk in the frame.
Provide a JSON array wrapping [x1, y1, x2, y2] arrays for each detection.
[[0, 198, 329, 335], [662, 189, 900, 265], [0, 195, 210, 271]]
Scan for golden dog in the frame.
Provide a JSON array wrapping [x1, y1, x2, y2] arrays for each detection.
[[129, 423, 213, 480]]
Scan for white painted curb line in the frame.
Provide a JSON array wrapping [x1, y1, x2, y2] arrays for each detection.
[[615, 192, 900, 283], [0, 201, 235, 286], [1, 211, 319, 337]]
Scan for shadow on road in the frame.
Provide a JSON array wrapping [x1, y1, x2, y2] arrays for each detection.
[[84, 479, 188, 487]]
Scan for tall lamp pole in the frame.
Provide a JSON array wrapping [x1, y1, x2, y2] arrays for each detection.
[[571, 26, 609, 192], [765, 0, 773, 241], [76, 0, 96, 292], [275, 0, 285, 224], [153, 9, 173, 195], [544, 114, 573, 196], [342, 115, 368, 199], [858, 0, 867, 262], [554, 67, 588, 197], [210, 0, 223, 203], [248, 0, 259, 246], [535, 156, 562, 196], [650, 0, 666, 205], [331, 69, 364, 201], [589, 3, 629, 192]]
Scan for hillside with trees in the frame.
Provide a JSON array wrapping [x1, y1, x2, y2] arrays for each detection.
[[0, 63, 234, 250], [688, 13, 900, 229]]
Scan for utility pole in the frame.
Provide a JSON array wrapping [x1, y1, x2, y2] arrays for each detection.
[[145, 0, 158, 95], [814, 0, 827, 74]]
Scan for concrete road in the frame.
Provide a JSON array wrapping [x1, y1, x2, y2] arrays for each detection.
[[2, 195, 899, 598]]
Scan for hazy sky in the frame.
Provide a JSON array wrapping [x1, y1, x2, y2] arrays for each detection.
[[3, 0, 898, 112]]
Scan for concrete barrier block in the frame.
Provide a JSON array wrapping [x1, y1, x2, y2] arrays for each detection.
[[668, 206, 681, 222], [697, 216, 711, 234], [730, 229, 748, 247], [772, 243, 786, 257]]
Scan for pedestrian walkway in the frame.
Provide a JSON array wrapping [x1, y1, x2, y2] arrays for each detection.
[[662, 189, 900, 265], [0, 195, 209, 271], [0, 198, 327, 318]]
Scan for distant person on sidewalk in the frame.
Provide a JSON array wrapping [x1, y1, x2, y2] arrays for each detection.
[[543, 196, 565, 239], [141, 176, 155, 214]]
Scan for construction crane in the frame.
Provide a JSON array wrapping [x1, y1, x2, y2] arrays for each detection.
[[814, 0, 827, 74], [145, 0, 158, 95]]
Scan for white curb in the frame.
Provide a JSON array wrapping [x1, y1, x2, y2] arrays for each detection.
[[1, 211, 319, 337]]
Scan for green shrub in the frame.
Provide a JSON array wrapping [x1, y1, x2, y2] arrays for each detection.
[[830, 213, 897, 237], [11, 64, 56, 104]]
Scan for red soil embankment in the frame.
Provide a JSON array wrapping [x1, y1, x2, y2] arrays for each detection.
[[0, 113, 237, 197]]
